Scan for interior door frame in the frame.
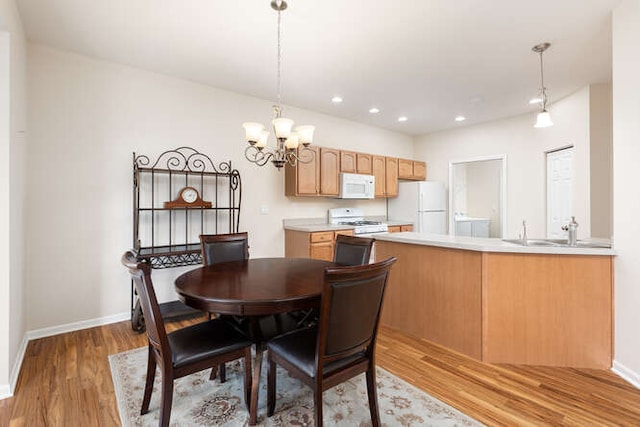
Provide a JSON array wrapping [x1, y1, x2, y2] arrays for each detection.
[[448, 154, 507, 238], [545, 145, 574, 238]]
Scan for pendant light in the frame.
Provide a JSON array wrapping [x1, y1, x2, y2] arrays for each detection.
[[532, 42, 554, 128]]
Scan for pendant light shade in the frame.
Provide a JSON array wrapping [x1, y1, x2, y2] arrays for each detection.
[[534, 110, 554, 128]]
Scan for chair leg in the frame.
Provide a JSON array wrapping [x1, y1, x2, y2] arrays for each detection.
[[313, 387, 323, 427], [140, 346, 156, 415], [209, 364, 218, 380], [267, 357, 276, 417], [219, 363, 227, 383], [366, 366, 381, 427], [159, 371, 174, 427], [243, 348, 253, 411]]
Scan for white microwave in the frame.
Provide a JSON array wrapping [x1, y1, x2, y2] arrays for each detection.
[[339, 173, 375, 199]]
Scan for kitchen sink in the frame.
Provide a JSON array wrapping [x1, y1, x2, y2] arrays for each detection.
[[502, 238, 611, 249]]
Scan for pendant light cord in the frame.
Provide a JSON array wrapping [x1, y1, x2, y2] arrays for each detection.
[[539, 51, 547, 109]]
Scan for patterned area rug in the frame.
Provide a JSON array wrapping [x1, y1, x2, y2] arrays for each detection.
[[109, 347, 483, 426]]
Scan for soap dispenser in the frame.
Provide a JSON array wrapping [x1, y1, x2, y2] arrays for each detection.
[[562, 216, 579, 247]]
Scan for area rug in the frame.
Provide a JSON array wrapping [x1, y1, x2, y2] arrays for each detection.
[[109, 347, 483, 426]]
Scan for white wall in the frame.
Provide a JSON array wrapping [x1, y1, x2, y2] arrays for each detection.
[[414, 85, 605, 240], [25, 43, 413, 331], [465, 160, 502, 237], [0, 0, 27, 397], [612, 0, 640, 386], [590, 83, 613, 238]]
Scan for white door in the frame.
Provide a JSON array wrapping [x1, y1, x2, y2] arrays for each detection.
[[546, 147, 573, 238]]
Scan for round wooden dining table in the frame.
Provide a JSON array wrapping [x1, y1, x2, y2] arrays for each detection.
[[174, 257, 338, 425]]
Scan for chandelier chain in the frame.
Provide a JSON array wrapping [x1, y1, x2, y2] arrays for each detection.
[[276, 8, 282, 114]]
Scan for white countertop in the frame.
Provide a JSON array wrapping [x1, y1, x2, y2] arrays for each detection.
[[373, 232, 616, 256], [282, 217, 412, 233]]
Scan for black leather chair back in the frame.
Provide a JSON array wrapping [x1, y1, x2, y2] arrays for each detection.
[[200, 232, 249, 265], [319, 257, 396, 359], [121, 251, 170, 359], [333, 234, 375, 266]]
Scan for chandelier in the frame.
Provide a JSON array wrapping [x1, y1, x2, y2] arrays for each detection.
[[532, 42, 553, 128], [242, 0, 315, 170]]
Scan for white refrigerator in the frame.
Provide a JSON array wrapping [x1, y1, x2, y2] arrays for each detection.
[[388, 181, 447, 234]]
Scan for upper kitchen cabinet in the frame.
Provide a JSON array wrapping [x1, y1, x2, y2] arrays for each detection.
[[356, 153, 373, 175], [340, 150, 357, 173], [372, 156, 398, 198], [398, 158, 427, 181], [285, 146, 320, 196], [285, 146, 340, 196], [320, 148, 340, 196]]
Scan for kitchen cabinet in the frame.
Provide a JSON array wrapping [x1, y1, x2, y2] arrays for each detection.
[[356, 153, 373, 174], [388, 224, 413, 233], [340, 150, 357, 173], [285, 229, 354, 261], [372, 155, 398, 198], [398, 158, 427, 181], [386, 157, 398, 197], [401, 225, 414, 232], [320, 148, 340, 196], [285, 146, 320, 196]]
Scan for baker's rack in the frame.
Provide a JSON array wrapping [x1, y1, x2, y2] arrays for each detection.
[[130, 146, 241, 331]]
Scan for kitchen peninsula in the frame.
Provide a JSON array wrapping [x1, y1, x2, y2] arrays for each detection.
[[374, 232, 615, 369]]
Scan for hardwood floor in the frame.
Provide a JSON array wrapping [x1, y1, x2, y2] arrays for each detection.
[[2, 319, 640, 426]]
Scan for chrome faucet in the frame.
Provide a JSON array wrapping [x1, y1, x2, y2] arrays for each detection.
[[520, 220, 528, 245]]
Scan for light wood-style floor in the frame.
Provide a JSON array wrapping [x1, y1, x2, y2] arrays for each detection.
[[2, 317, 640, 426]]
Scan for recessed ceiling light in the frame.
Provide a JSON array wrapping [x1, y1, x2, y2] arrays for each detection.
[[369, 107, 380, 114], [331, 96, 343, 104], [529, 97, 542, 104], [455, 116, 466, 122], [397, 116, 408, 122]]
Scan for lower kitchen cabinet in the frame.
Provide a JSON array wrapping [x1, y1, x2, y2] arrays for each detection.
[[285, 229, 354, 261]]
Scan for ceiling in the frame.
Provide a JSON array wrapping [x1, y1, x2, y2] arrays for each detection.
[[16, 0, 620, 136]]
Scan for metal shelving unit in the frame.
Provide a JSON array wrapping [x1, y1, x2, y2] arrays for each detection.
[[130, 146, 242, 331]]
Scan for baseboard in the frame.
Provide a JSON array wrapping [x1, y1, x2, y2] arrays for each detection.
[[0, 384, 11, 400], [0, 311, 131, 401], [612, 359, 640, 389], [7, 335, 29, 397], [26, 311, 130, 341]]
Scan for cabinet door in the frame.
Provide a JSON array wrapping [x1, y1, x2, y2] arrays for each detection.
[[285, 146, 319, 196], [357, 153, 373, 175], [388, 226, 401, 233], [385, 157, 398, 197], [310, 242, 334, 261], [372, 155, 386, 197], [398, 159, 414, 179], [400, 225, 414, 232], [340, 151, 357, 173], [320, 148, 340, 196], [413, 161, 427, 180]]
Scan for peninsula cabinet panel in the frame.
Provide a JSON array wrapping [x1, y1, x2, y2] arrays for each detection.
[[285, 146, 319, 196], [376, 241, 483, 359], [340, 150, 357, 173], [356, 153, 373, 174], [482, 253, 613, 368], [320, 148, 340, 196]]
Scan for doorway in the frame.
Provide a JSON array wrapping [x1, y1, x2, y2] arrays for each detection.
[[449, 155, 507, 238], [546, 146, 574, 238]]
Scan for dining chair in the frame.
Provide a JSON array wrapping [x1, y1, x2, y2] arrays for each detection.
[[333, 234, 375, 265], [200, 232, 250, 265], [290, 234, 376, 329], [266, 256, 397, 427], [121, 251, 253, 427]]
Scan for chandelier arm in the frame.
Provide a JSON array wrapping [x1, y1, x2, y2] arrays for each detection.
[[245, 145, 273, 167]]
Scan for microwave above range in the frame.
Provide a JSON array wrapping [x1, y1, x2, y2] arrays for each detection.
[[338, 173, 375, 199]]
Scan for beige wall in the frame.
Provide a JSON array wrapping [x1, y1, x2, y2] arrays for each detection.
[[414, 85, 609, 240], [0, 0, 27, 397], [25, 43, 413, 331], [590, 83, 613, 238], [612, 0, 640, 386], [465, 160, 502, 237]]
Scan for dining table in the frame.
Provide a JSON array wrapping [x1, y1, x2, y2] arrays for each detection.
[[174, 257, 338, 425]]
